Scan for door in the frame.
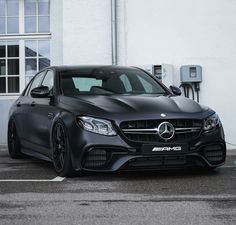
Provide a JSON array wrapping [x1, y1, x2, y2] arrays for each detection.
[[15, 71, 46, 148], [27, 69, 56, 155]]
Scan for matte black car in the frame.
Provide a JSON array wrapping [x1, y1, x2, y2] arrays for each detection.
[[8, 65, 226, 176]]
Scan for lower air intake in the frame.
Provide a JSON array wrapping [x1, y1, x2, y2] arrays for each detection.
[[83, 149, 108, 169], [203, 145, 225, 164]]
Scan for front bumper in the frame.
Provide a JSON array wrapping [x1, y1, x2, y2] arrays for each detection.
[[70, 125, 226, 172]]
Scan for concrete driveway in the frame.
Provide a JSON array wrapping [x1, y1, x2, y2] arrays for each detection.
[[0, 147, 235, 225]]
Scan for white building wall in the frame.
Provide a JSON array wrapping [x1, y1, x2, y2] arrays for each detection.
[[122, 0, 236, 148], [50, 0, 63, 66], [0, 97, 18, 145], [62, 0, 112, 65], [1, 0, 236, 149]]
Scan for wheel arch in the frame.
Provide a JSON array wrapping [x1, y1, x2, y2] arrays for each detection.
[[49, 110, 77, 156]]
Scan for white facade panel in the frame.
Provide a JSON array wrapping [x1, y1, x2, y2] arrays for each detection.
[[0, 98, 17, 144], [50, 0, 63, 66], [62, 0, 111, 65], [124, 0, 236, 148]]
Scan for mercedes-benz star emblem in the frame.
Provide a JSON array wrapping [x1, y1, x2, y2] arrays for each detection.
[[157, 122, 175, 141]]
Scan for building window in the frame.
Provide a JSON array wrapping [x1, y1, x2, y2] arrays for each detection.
[[25, 39, 50, 84], [24, 0, 50, 33], [0, 0, 19, 34], [0, 1, 51, 95], [0, 40, 20, 93]]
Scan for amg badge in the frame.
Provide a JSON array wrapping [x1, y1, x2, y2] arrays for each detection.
[[152, 146, 182, 152]]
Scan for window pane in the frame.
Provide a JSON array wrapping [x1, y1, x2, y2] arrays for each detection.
[[38, 0, 49, 15], [8, 76, 19, 93], [7, 17, 19, 33], [8, 59, 19, 75], [38, 40, 50, 58], [8, 41, 19, 57], [25, 0, 36, 15], [0, 18, 5, 34], [39, 58, 50, 70], [25, 16, 36, 33], [0, 0, 6, 16], [25, 76, 33, 86], [0, 76, 6, 93], [38, 16, 49, 32], [7, 0, 19, 16], [0, 43, 5, 57], [0, 59, 6, 75], [25, 40, 37, 57], [42, 70, 53, 89], [28, 71, 45, 94], [25, 58, 37, 75]]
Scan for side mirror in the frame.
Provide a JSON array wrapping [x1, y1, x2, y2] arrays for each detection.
[[30, 86, 50, 98], [169, 85, 182, 96]]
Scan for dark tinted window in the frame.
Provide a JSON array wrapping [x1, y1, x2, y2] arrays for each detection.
[[60, 68, 166, 96], [42, 70, 54, 90], [26, 71, 46, 95]]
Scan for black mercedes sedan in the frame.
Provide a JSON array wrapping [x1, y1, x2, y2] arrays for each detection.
[[8, 65, 226, 176]]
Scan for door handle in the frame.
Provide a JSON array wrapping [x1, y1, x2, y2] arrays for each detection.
[[31, 101, 36, 107], [16, 102, 21, 107]]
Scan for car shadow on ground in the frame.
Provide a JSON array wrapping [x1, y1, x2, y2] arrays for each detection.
[[72, 168, 221, 181]]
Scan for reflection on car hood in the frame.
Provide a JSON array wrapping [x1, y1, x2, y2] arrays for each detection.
[[60, 95, 210, 119]]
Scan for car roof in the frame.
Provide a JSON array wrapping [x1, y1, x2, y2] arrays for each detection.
[[45, 65, 139, 73]]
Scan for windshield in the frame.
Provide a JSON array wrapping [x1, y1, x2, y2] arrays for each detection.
[[60, 68, 167, 96]]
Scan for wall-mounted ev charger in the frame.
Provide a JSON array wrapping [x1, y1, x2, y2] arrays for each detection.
[[180, 65, 202, 103]]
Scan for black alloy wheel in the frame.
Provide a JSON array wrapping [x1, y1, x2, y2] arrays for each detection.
[[52, 121, 74, 176], [8, 120, 23, 158]]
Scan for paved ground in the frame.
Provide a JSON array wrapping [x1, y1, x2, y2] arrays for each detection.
[[0, 147, 235, 225]]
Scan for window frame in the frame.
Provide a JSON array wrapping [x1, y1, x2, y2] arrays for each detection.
[[0, 0, 51, 96], [25, 39, 51, 83], [0, 40, 20, 95], [24, 0, 50, 34], [0, 0, 20, 34]]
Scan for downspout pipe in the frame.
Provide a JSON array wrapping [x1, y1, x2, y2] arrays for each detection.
[[111, 0, 118, 65]]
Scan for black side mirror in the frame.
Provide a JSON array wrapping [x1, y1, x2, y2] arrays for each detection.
[[31, 86, 50, 98], [169, 85, 182, 96]]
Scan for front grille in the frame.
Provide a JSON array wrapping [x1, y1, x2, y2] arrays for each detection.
[[83, 149, 108, 169], [120, 119, 203, 143], [203, 145, 225, 164]]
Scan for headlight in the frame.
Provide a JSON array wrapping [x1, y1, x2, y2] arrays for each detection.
[[204, 113, 220, 131], [77, 116, 117, 136]]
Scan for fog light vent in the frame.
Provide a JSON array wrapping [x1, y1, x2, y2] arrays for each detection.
[[203, 145, 224, 164], [83, 149, 108, 168]]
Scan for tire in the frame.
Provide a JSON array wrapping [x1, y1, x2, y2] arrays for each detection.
[[52, 121, 74, 177], [8, 120, 24, 159]]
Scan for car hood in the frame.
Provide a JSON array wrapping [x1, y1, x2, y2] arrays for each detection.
[[60, 95, 212, 120]]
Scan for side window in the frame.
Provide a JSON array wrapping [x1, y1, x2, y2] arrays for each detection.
[[27, 71, 46, 96], [119, 74, 132, 92], [41, 70, 54, 90], [23, 78, 34, 96]]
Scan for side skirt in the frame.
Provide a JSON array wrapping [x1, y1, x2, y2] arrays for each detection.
[[21, 148, 52, 162]]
